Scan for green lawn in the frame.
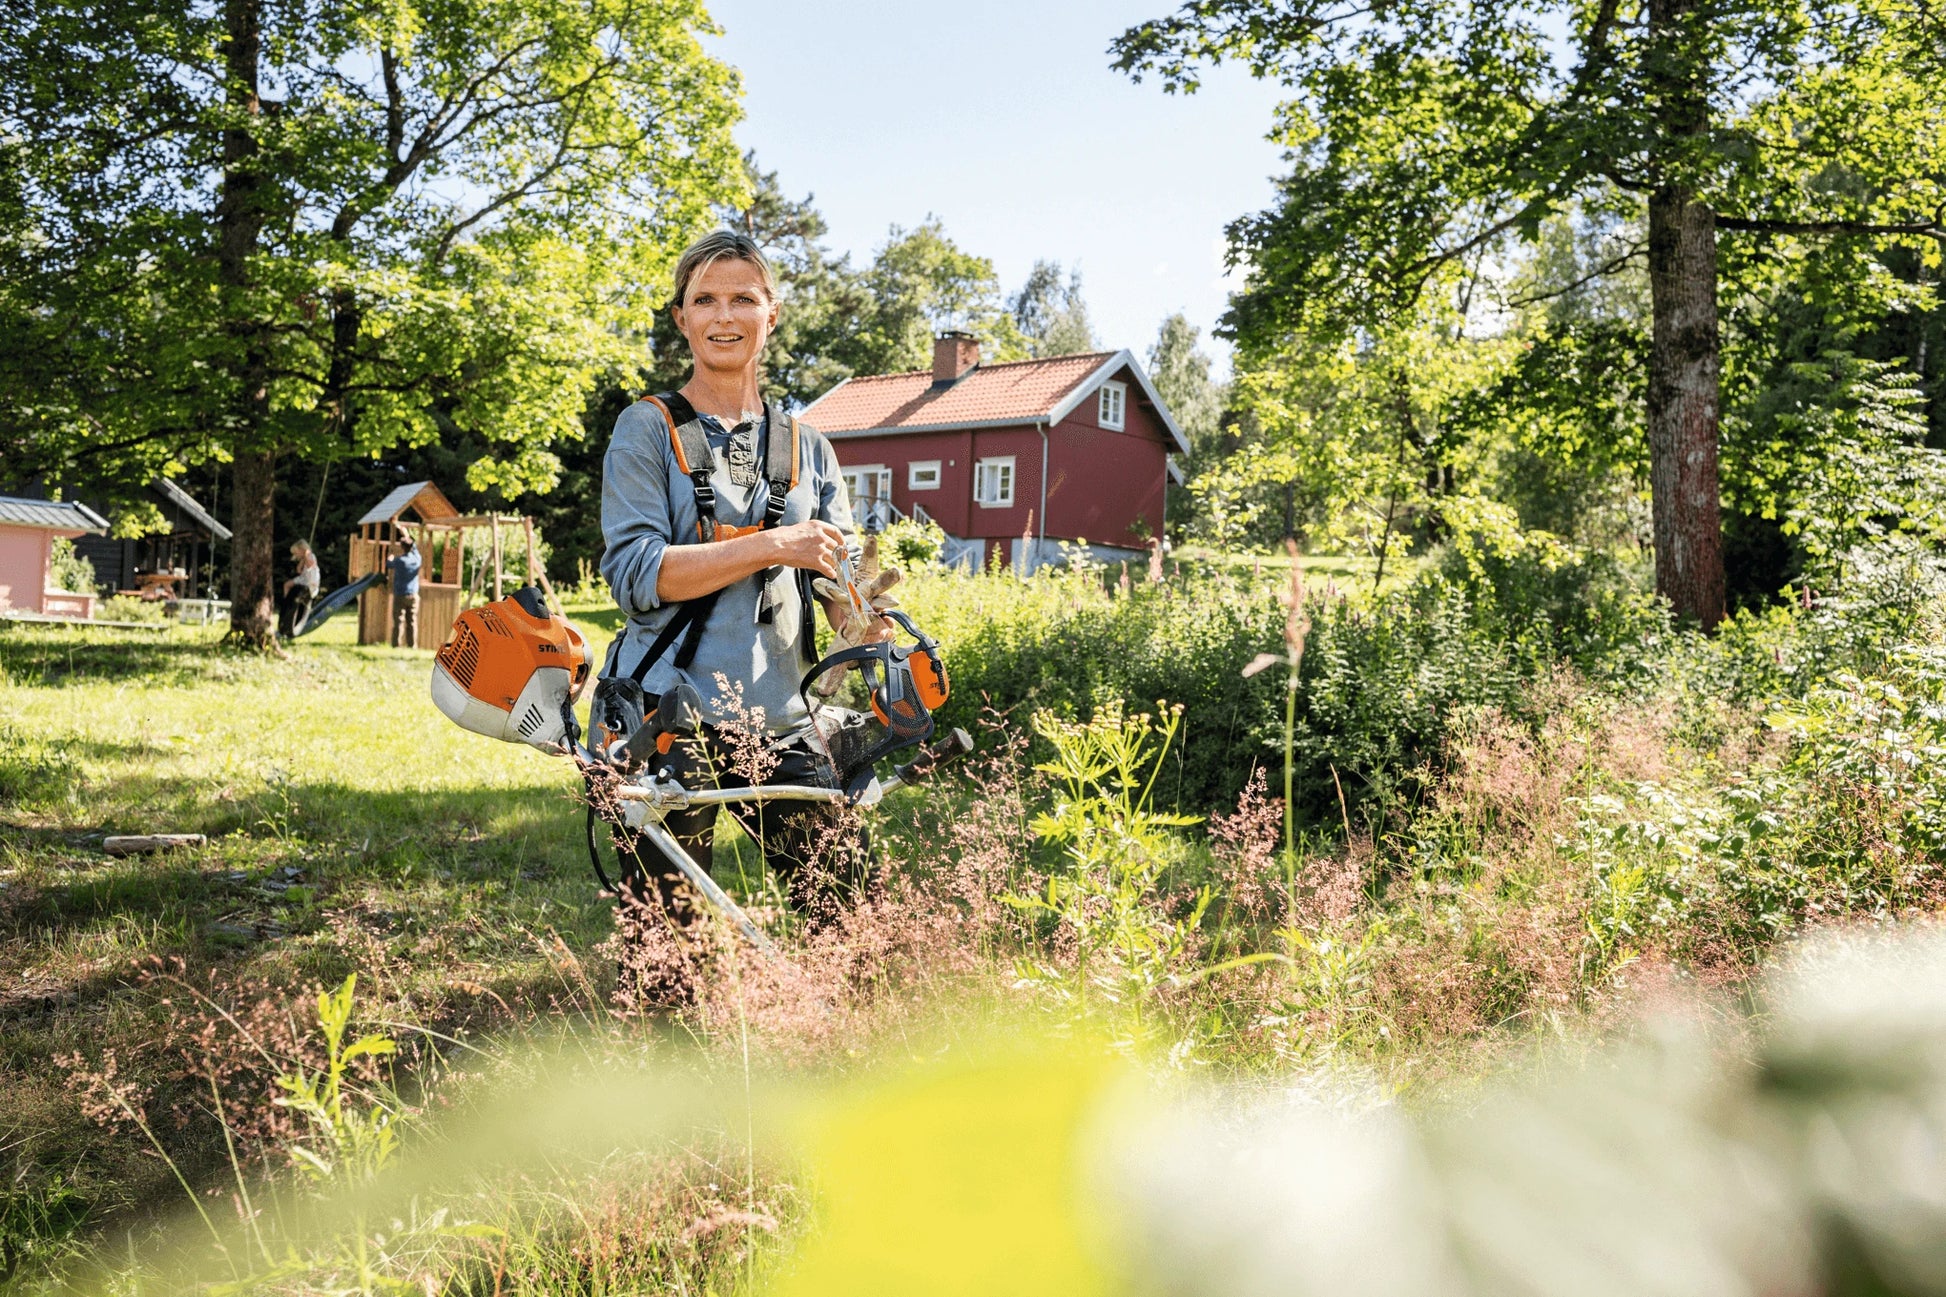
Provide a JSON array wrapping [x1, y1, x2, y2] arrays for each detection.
[[0, 604, 793, 1269]]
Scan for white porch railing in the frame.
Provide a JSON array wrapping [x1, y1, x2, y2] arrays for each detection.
[[853, 494, 903, 532], [854, 497, 982, 569]]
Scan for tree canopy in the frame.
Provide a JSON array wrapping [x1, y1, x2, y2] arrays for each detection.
[[1011, 261, 1100, 357], [1, 0, 742, 641], [1115, 0, 1946, 624]]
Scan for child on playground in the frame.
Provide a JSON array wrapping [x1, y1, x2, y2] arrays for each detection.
[[278, 540, 320, 638], [387, 536, 422, 648]]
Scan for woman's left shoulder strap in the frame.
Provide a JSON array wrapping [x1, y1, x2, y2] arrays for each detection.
[[763, 400, 802, 490], [759, 400, 802, 530]]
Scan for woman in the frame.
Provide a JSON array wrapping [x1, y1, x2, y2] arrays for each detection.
[[599, 230, 891, 984], [279, 539, 320, 638]]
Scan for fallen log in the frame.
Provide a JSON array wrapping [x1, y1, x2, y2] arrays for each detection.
[[103, 834, 207, 857]]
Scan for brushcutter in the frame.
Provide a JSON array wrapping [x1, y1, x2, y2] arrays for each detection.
[[430, 585, 972, 953]]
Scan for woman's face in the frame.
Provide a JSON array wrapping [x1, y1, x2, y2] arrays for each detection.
[[672, 258, 777, 379]]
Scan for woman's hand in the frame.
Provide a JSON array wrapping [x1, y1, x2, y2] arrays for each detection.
[[848, 615, 897, 644], [768, 520, 849, 579]]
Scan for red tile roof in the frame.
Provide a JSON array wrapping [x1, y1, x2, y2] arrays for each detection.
[[802, 351, 1119, 435]]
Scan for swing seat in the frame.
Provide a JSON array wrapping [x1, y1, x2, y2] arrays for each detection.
[[291, 572, 382, 637]]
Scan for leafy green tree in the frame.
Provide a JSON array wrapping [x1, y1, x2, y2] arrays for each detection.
[[1115, 0, 1946, 626], [851, 220, 1032, 372], [0, 0, 741, 644], [1148, 312, 1228, 537], [1042, 304, 1099, 359], [1011, 261, 1068, 346], [1220, 311, 1510, 571], [1011, 260, 1099, 357], [1149, 312, 1224, 455], [1451, 204, 1652, 548]]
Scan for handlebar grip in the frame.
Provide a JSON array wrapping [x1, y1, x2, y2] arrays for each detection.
[[893, 727, 974, 785], [655, 682, 706, 734], [620, 682, 708, 770]]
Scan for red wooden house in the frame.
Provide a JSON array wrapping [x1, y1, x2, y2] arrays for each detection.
[[801, 333, 1188, 571]]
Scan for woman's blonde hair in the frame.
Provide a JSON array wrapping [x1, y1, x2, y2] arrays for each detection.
[[669, 230, 776, 309]]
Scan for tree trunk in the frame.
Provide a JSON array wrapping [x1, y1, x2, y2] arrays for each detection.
[[218, 0, 276, 647], [1645, 191, 1724, 627], [230, 449, 277, 640], [1644, 0, 1726, 628]]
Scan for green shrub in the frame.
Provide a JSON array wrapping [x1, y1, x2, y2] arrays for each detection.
[[46, 537, 96, 594], [1566, 637, 1946, 977], [879, 517, 946, 570], [902, 523, 1666, 825], [902, 562, 1282, 814], [96, 594, 169, 623]]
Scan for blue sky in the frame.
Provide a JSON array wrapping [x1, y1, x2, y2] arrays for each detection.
[[702, 0, 1291, 376]]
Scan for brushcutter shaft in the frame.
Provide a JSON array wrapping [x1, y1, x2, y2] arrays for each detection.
[[612, 782, 851, 809], [627, 819, 778, 953]]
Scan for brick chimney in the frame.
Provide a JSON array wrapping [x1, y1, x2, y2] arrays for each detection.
[[932, 331, 980, 385]]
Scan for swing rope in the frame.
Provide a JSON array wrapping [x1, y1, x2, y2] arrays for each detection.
[[306, 461, 330, 547]]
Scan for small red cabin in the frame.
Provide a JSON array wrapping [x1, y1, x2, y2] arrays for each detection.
[[801, 334, 1188, 571]]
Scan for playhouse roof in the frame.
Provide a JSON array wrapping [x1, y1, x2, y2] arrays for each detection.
[[357, 481, 460, 526], [0, 496, 110, 533]]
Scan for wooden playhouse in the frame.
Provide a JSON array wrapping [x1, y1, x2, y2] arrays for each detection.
[[348, 482, 555, 647]]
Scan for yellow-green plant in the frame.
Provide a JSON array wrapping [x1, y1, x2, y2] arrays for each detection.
[[1007, 703, 1207, 1031], [46, 537, 96, 595], [274, 974, 400, 1187]]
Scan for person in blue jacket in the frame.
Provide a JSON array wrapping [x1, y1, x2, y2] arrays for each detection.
[[387, 535, 422, 648]]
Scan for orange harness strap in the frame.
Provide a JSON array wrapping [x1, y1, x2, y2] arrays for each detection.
[[636, 393, 803, 544]]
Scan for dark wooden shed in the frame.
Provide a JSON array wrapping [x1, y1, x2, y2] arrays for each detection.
[[72, 479, 232, 599]]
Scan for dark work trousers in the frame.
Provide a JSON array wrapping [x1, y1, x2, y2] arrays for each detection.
[[620, 721, 873, 974], [390, 592, 420, 648]]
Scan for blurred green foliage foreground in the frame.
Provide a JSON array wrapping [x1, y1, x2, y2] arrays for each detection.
[[32, 924, 1946, 1297]]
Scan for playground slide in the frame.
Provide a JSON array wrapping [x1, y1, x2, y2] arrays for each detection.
[[292, 572, 382, 637]]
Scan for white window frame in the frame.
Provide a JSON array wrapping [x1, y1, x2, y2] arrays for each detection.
[[1098, 380, 1127, 431], [973, 456, 1016, 508], [842, 464, 891, 506], [908, 460, 942, 491]]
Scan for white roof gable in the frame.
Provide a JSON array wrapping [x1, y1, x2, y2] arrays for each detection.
[[1046, 350, 1191, 455]]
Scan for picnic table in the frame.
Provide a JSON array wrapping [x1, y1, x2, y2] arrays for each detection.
[[134, 572, 186, 600]]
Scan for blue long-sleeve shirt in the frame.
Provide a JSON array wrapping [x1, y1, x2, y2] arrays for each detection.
[[599, 400, 856, 735], [387, 549, 421, 597]]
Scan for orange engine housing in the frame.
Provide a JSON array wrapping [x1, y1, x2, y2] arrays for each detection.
[[430, 587, 591, 749]]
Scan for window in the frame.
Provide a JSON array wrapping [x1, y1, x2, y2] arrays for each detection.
[[908, 460, 942, 491], [841, 465, 891, 506], [1097, 380, 1127, 430], [974, 456, 1015, 508], [841, 465, 893, 529]]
